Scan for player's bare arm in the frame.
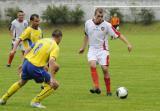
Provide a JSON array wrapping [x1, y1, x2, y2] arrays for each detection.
[[11, 38, 22, 54], [24, 47, 32, 56], [49, 57, 59, 90], [118, 34, 132, 52], [9, 30, 14, 39], [79, 35, 88, 54]]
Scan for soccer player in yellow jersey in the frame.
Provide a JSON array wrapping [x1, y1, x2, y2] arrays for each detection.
[[8, 14, 42, 66], [0, 29, 62, 109]]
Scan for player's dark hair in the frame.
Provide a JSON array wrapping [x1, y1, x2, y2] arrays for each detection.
[[94, 8, 104, 15], [52, 29, 62, 38], [18, 10, 24, 13], [30, 14, 39, 21]]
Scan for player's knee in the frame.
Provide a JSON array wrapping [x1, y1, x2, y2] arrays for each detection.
[[103, 69, 109, 73], [102, 66, 109, 74], [103, 69, 110, 78], [51, 83, 59, 90], [54, 84, 59, 90], [90, 66, 96, 69], [45, 82, 59, 90], [89, 61, 97, 68], [104, 73, 110, 78], [18, 80, 27, 86]]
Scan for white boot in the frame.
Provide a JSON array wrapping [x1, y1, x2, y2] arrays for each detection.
[[0, 99, 6, 105], [30, 102, 46, 109]]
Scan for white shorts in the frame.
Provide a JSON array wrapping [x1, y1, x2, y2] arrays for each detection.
[[87, 48, 110, 66]]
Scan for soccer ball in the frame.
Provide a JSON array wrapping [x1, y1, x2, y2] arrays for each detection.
[[116, 87, 128, 99]]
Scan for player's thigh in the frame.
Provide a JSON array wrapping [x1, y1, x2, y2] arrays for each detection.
[[18, 79, 28, 86], [41, 70, 51, 83], [87, 50, 97, 67], [97, 50, 110, 66], [21, 60, 32, 81], [33, 68, 51, 83]]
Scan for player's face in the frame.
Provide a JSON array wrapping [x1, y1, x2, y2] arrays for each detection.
[[95, 12, 104, 24], [56, 36, 62, 44], [32, 17, 40, 28], [17, 12, 24, 21]]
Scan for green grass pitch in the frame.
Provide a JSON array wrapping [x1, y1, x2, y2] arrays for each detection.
[[0, 23, 160, 111]]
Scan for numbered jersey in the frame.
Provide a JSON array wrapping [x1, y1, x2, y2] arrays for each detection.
[[85, 19, 120, 50], [25, 38, 59, 67]]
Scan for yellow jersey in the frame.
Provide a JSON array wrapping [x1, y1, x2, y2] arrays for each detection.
[[25, 38, 59, 67], [20, 26, 42, 49]]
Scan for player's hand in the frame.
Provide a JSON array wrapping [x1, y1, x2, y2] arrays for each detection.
[[54, 63, 60, 73], [50, 79, 59, 90], [44, 65, 49, 72], [127, 44, 132, 52], [116, 26, 120, 30], [79, 48, 85, 54]]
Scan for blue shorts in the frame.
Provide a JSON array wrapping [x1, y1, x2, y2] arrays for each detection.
[[22, 60, 50, 83]]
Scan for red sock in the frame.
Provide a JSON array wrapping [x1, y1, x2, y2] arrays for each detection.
[[104, 77, 111, 93], [90, 67, 99, 89], [7, 53, 15, 65]]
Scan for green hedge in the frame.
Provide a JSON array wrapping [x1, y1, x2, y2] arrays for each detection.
[[0, 11, 1, 26], [42, 5, 84, 24], [5, 7, 21, 22], [139, 8, 155, 25], [70, 5, 84, 24]]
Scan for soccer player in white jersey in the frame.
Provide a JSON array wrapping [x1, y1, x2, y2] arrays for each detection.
[[7, 10, 28, 67], [79, 8, 132, 96]]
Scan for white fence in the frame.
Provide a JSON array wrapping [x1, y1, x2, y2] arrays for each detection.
[[0, 0, 160, 21]]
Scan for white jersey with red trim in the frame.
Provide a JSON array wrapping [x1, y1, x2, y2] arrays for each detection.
[[85, 19, 120, 50], [10, 19, 28, 40]]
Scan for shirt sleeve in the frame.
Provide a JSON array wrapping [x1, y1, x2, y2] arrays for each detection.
[[50, 46, 59, 60], [10, 21, 15, 32], [107, 23, 121, 38], [24, 21, 28, 28], [19, 27, 31, 40]]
